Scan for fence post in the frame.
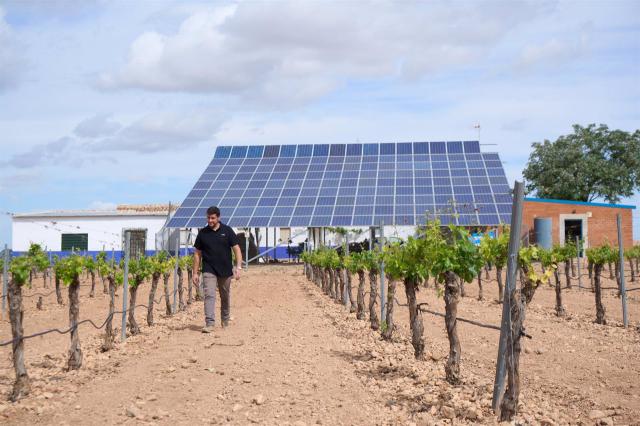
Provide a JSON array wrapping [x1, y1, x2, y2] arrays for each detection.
[[245, 228, 249, 269], [2, 244, 9, 321], [343, 233, 350, 306], [492, 181, 524, 412], [173, 235, 180, 313], [617, 214, 628, 328], [121, 232, 131, 342], [379, 220, 386, 323]]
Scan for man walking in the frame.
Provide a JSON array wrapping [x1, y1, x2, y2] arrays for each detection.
[[192, 206, 243, 333]]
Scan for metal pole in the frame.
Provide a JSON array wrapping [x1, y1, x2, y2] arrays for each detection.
[[617, 214, 629, 328], [48, 250, 52, 289], [492, 181, 525, 411], [121, 232, 130, 342], [344, 233, 350, 306], [274, 227, 277, 261], [576, 235, 582, 289], [2, 244, 9, 321], [173, 233, 179, 313], [245, 229, 249, 269], [379, 220, 386, 323]]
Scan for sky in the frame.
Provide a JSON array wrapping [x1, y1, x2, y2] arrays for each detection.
[[0, 0, 639, 247]]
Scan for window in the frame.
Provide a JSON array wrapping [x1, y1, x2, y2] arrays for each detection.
[[61, 234, 88, 251], [123, 229, 147, 259]]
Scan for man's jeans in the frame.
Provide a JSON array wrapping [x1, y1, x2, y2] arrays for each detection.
[[202, 272, 232, 326]]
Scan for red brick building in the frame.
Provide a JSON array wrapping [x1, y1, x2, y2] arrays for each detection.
[[522, 198, 635, 249]]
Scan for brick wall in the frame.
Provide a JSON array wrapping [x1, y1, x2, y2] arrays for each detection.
[[522, 200, 634, 248]]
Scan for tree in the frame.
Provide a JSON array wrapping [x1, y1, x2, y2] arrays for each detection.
[[7, 256, 31, 401], [127, 256, 152, 335], [426, 222, 483, 384], [384, 238, 430, 359], [147, 252, 170, 326], [97, 256, 121, 351], [345, 253, 366, 319], [523, 124, 640, 203], [361, 250, 381, 330], [57, 254, 85, 370], [479, 229, 509, 302], [586, 244, 617, 325], [85, 256, 97, 298]]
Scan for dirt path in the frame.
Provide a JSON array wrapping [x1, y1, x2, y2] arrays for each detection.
[[0, 264, 639, 425], [0, 266, 408, 425]]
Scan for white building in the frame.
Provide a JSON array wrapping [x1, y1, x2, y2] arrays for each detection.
[[11, 204, 176, 255]]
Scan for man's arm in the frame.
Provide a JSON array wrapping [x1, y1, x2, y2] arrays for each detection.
[[232, 244, 242, 280], [192, 249, 202, 285]]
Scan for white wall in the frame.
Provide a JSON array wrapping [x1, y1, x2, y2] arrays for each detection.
[[12, 215, 168, 251]]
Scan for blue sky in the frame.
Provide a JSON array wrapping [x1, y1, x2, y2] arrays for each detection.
[[1, 0, 639, 246]]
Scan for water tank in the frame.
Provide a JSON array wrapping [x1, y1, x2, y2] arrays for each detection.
[[534, 217, 553, 249]]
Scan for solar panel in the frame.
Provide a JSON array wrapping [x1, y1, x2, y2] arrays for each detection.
[[167, 141, 512, 228]]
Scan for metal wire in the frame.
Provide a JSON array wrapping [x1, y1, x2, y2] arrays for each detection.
[[0, 283, 192, 347]]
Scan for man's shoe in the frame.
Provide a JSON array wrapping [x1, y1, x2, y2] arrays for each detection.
[[202, 325, 215, 333], [222, 320, 230, 328]]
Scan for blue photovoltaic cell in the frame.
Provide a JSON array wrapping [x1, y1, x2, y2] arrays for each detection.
[[280, 145, 296, 157], [363, 143, 379, 155], [463, 141, 480, 153], [297, 144, 313, 157], [231, 146, 248, 158], [214, 146, 231, 159], [264, 145, 280, 157], [346, 143, 362, 156], [431, 142, 446, 154], [170, 142, 511, 227], [447, 141, 463, 154], [313, 144, 329, 156], [330, 144, 346, 156], [380, 143, 395, 155]]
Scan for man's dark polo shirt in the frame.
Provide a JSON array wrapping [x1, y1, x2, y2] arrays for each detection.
[[194, 223, 239, 278]]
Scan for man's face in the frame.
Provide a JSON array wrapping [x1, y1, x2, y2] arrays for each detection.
[[207, 214, 220, 228]]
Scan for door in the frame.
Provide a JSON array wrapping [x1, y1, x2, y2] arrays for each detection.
[[564, 219, 583, 254]]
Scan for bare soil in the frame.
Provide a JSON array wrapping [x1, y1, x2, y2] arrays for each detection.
[[0, 264, 638, 425]]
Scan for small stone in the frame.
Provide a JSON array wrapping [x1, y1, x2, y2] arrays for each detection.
[[253, 394, 266, 405], [535, 348, 545, 355], [217, 394, 225, 400], [74, 405, 81, 410], [147, 395, 158, 402], [181, 363, 189, 369], [294, 422, 307, 426], [599, 417, 614, 426], [205, 367, 216, 373], [167, 366, 176, 373], [189, 356, 198, 363], [157, 409, 169, 418], [126, 405, 142, 418], [242, 378, 252, 383], [232, 404, 243, 412], [441, 406, 455, 419], [589, 410, 606, 420], [43, 392, 54, 399]]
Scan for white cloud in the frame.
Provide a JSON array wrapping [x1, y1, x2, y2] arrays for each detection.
[[516, 31, 590, 71], [74, 114, 122, 138], [98, 1, 546, 105], [4, 110, 226, 168], [0, 6, 25, 91]]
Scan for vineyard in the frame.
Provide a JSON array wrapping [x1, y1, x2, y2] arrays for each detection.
[[0, 231, 639, 425]]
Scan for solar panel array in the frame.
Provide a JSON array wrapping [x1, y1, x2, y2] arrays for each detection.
[[167, 141, 512, 228]]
